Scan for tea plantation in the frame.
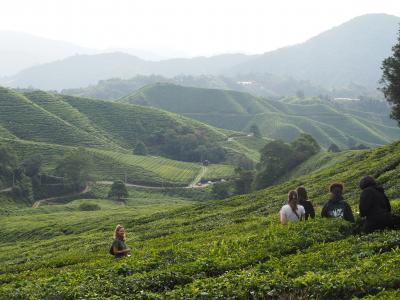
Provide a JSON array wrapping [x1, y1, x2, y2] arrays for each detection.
[[1, 141, 400, 299], [120, 83, 400, 148]]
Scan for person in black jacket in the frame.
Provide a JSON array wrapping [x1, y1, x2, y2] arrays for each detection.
[[321, 183, 355, 223], [296, 186, 315, 220], [359, 176, 397, 233]]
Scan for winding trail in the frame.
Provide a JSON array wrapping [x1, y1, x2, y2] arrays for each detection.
[[31, 166, 210, 208], [32, 185, 91, 208], [188, 166, 208, 188], [0, 187, 12, 193]]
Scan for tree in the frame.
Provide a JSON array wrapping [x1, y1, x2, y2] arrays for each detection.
[[11, 174, 33, 203], [134, 141, 148, 156], [253, 140, 294, 189], [253, 134, 320, 190], [234, 167, 254, 194], [21, 155, 42, 177], [0, 144, 18, 187], [236, 154, 254, 170], [249, 124, 262, 138], [108, 180, 128, 201], [290, 133, 320, 163], [212, 182, 230, 199], [328, 143, 341, 153], [55, 148, 93, 190], [381, 28, 400, 124]]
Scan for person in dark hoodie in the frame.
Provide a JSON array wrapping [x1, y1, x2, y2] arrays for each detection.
[[321, 183, 355, 222], [359, 176, 398, 233], [296, 186, 315, 220]]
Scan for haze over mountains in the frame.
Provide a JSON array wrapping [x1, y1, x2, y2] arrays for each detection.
[[1, 14, 398, 92]]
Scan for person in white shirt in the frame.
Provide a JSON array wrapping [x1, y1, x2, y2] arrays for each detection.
[[280, 190, 305, 224]]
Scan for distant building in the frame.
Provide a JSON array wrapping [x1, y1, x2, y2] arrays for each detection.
[[333, 97, 360, 101], [237, 81, 253, 86]]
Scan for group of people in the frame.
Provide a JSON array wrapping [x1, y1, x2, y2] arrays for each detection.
[[110, 175, 399, 258], [280, 176, 400, 233]]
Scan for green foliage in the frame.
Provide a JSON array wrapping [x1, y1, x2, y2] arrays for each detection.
[[234, 167, 254, 195], [211, 182, 231, 199], [249, 124, 262, 138], [328, 143, 341, 152], [20, 154, 42, 177], [11, 174, 33, 203], [134, 141, 148, 156], [1, 141, 400, 298], [55, 148, 93, 190], [78, 202, 101, 211], [254, 134, 320, 189], [381, 28, 400, 124], [119, 83, 400, 149], [0, 144, 18, 188], [108, 180, 129, 201]]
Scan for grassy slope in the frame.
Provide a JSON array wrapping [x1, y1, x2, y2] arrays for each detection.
[[0, 137, 208, 186], [0, 87, 114, 149], [0, 87, 246, 186], [120, 84, 400, 148], [1, 141, 400, 299]]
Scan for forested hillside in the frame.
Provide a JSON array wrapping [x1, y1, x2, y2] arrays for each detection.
[[120, 83, 400, 149], [1, 138, 399, 299]]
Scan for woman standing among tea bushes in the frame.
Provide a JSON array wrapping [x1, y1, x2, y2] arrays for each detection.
[[280, 190, 305, 224], [110, 224, 131, 258]]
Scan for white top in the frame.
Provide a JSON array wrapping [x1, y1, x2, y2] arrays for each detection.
[[280, 204, 305, 222]]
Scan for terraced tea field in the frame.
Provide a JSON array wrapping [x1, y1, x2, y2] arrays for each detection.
[[1, 140, 400, 299]]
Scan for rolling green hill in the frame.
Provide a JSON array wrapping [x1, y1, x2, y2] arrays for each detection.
[[0, 86, 261, 186], [120, 83, 400, 148], [1, 138, 400, 298]]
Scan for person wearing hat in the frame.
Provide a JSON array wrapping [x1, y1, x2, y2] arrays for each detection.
[[321, 182, 355, 222]]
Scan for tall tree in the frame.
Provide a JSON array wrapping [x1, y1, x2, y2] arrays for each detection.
[[249, 124, 262, 138], [55, 148, 93, 190], [381, 28, 400, 124], [134, 141, 148, 156], [108, 180, 129, 202], [0, 144, 18, 187]]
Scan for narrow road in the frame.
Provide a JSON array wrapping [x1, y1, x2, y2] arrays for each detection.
[[32, 185, 91, 208], [96, 181, 172, 190], [0, 187, 12, 193], [188, 166, 208, 188]]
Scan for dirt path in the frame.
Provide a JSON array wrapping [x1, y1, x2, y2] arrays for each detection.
[[0, 187, 12, 193], [188, 166, 207, 188], [32, 185, 91, 208]]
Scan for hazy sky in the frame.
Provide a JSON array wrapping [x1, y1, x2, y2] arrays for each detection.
[[1, 0, 400, 57]]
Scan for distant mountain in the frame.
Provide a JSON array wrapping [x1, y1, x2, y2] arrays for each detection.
[[229, 14, 400, 88], [120, 83, 400, 148], [3, 14, 398, 91], [0, 31, 94, 77], [3, 52, 252, 90]]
